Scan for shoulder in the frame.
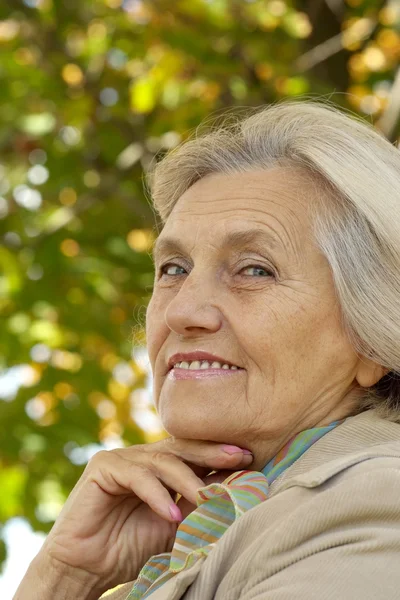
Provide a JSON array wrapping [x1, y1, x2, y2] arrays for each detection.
[[283, 454, 400, 527], [253, 452, 400, 526], [242, 455, 400, 569], [261, 449, 400, 542], [188, 457, 400, 599], [230, 462, 400, 599], [214, 448, 400, 574]]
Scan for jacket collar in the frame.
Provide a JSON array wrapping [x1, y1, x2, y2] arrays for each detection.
[[269, 408, 400, 497]]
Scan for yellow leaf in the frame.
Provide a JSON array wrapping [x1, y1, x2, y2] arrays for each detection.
[[130, 77, 157, 114]]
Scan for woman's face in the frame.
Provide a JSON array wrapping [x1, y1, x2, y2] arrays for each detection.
[[146, 167, 386, 468]]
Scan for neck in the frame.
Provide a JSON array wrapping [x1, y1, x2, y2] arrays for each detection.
[[247, 405, 358, 472]]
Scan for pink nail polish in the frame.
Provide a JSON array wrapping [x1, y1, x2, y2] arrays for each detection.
[[222, 445, 243, 454], [169, 504, 183, 522]]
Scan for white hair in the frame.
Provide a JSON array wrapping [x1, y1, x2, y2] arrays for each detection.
[[144, 97, 400, 423]]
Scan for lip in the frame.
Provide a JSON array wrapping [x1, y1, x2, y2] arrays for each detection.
[[167, 351, 243, 371]]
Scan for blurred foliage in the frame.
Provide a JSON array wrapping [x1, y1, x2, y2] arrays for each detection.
[[0, 0, 399, 570]]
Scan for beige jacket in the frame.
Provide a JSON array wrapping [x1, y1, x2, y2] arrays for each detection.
[[103, 408, 400, 600]]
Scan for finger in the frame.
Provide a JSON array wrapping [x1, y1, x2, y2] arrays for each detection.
[[138, 438, 254, 478], [145, 451, 208, 506], [87, 452, 182, 523], [129, 464, 183, 523], [117, 451, 211, 506]]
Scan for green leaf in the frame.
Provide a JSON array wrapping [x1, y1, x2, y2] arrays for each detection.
[[17, 113, 56, 136]]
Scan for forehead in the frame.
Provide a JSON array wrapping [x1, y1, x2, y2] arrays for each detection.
[[153, 226, 284, 264], [152, 168, 317, 261]]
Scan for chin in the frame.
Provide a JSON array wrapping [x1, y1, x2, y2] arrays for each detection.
[[161, 418, 204, 440], [159, 410, 219, 441]]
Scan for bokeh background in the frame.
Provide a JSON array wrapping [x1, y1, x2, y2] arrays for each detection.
[[0, 0, 399, 596]]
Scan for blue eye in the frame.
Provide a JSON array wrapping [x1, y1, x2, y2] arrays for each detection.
[[158, 263, 186, 277], [240, 265, 274, 277], [158, 263, 275, 279]]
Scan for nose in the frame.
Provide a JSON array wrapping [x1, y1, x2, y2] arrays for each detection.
[[164, 270, 222, 335]]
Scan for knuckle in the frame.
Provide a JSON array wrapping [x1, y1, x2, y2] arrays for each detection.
[[151, 450, 173, 465], [109, 447, 129, 459], [132, 463, 151, 478], [84, 450, 110, 476], [88, 449, 109, 466], [126, 443, 146, 453], [162, 436, 179, 450], [120, 444, 149, 460]]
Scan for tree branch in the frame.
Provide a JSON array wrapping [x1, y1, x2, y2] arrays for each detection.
[[324, 0, 345, 20], [375, 66, 400, 143], [294, 16, 377, 72]]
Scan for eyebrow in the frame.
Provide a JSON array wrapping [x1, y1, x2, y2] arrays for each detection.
[[152, 227, 284, 264]]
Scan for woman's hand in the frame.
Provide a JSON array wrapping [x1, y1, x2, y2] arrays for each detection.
[[27, 438, 253, 597]]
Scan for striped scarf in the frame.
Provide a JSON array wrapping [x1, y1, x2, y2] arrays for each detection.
[[127, 418, 347, 599]]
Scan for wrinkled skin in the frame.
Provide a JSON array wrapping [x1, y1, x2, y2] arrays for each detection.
[[146, 167, 388, 472]]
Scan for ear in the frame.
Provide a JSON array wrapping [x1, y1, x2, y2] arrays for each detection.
[[355, 356, 390, 389]]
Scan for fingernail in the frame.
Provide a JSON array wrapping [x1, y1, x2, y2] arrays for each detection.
[[222, 445, 252, 455], [169, 503, 183, 522]]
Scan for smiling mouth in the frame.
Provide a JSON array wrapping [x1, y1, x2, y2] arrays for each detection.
[[166, 365, 245, 380], [168, 365, 244, 372]]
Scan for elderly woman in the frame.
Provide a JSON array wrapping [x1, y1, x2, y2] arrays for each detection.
[[15, 99, 400, 600]]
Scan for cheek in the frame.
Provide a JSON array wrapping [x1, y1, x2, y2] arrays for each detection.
[[243, 297, 327, 382], [145, 301, 165, 362], [240, 298, 302, 357]]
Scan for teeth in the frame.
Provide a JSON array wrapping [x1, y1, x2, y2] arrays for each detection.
[[174, 360, 240, 370], [189, 360, 201, 370]]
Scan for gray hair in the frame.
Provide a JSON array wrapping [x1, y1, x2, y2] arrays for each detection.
[[144, 98, 400, 423]]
